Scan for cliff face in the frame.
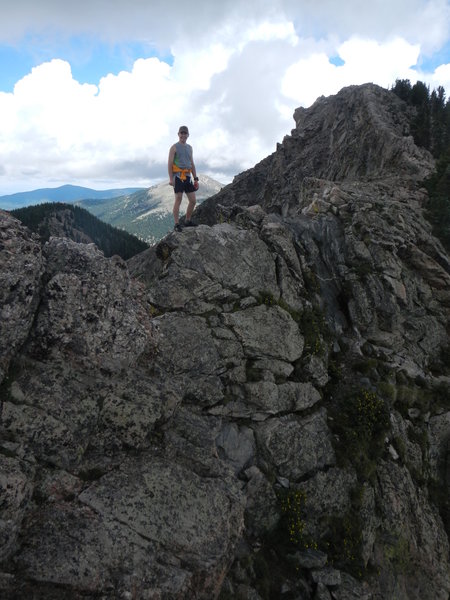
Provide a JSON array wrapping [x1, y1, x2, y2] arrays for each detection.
[[1, 83, 449, 600]]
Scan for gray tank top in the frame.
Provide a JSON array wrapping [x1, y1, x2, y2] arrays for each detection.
[[174, 142, 193, 170]]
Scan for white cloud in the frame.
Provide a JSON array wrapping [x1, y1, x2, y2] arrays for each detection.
[[0, 1, 449, 193], [282, 37, 422, 107], [406, 0, 450, 53], [429, 62, 450, 89], [2, 1, 448, 59], [281, 0, 450, 48]]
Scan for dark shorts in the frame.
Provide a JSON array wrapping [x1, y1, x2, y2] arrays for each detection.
[[174, 176, 195, 194]]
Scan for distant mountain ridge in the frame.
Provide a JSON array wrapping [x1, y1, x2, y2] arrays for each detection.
[[75, 174, 223, 243], [0, 184, 145, 210], [2, 177, 223, 244]]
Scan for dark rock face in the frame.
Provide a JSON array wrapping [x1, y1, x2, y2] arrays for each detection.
[[0, 216, 43, 383], [1, 83, 449, 599], [0, 220, 244, 599], [194, 83, 433, 221]]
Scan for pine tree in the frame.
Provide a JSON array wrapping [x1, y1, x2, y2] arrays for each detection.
[[392, 80, 450, 251]]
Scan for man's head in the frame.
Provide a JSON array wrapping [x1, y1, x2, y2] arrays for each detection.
[[178, 126, 189, 138]]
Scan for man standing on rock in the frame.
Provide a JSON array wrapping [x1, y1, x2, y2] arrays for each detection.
[[168, 125, 199, 232]]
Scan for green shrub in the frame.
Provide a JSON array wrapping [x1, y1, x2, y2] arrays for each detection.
[[383, 535, 413, 574], [258, 291, 277, 307], [296, 307, 330, 358], [329, 387, 390, 481], [278, 489, 317, 551], [324, 512, 365, 578], [377, 381, 396, 402]]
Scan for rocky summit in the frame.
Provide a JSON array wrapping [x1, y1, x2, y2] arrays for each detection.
[[1, 83, 449, 600]]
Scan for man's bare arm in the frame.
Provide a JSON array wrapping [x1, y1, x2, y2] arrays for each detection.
[[168, 145, 175, 185]]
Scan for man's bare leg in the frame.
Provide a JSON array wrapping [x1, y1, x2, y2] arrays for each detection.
[[186, 192, 196, 222], [173, 192, 183, 225]]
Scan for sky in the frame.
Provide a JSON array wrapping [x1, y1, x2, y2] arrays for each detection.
[[0, 0, 450, 195]]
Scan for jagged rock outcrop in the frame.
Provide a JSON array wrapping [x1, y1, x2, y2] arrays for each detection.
[[0, 220, 245, 599], [0, 216, 44, 384], [1, 83, 449, 600], [194, 83, 432, 221]]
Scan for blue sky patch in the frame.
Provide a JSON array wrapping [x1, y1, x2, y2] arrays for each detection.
[[0, 35, 173, 92], [415, 39, 450, 73], [329, 55, 345, 67], [0, 45, 35, 91]]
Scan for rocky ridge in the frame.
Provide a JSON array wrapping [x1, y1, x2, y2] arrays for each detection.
[[0, 83, 449, 599]]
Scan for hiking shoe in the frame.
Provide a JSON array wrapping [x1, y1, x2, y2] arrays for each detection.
[[184, 220, 197, 227], [174, 223, 183, 232]]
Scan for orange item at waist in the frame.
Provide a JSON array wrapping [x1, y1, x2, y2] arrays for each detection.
[[172, 164, 191, 181]]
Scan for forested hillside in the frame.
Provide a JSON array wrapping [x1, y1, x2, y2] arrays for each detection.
[[392, 79, 450, 250], [10, 202, 148, 260]]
